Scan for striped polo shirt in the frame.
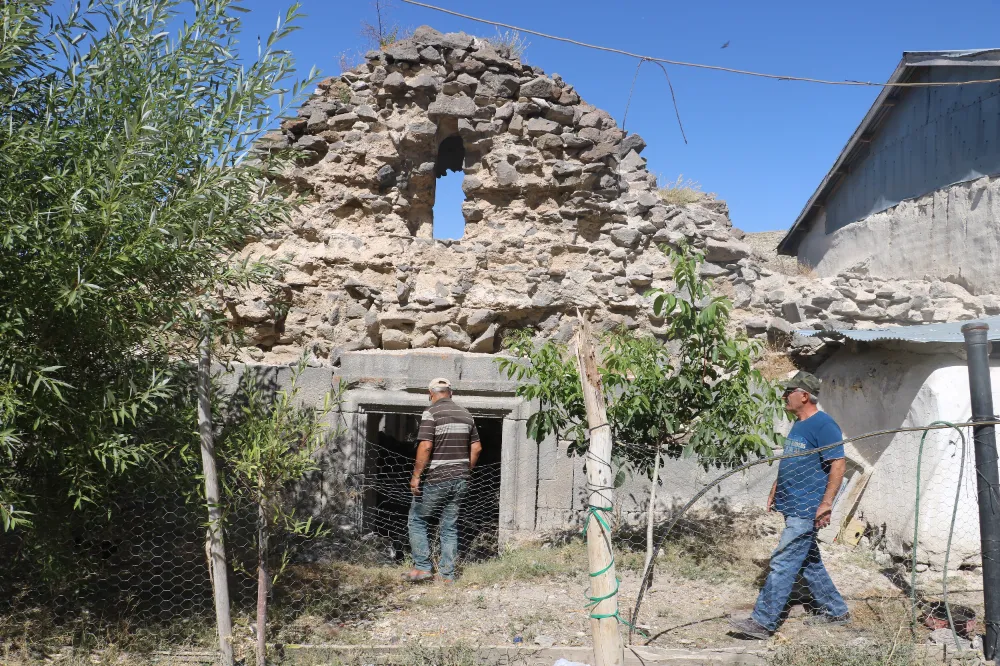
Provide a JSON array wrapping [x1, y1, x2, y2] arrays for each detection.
[[416, 398, 480, 483]]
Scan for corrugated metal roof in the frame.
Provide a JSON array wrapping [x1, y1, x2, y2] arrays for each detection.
[[778, 49, 1000, 256], [798, 316, 1000, 344]]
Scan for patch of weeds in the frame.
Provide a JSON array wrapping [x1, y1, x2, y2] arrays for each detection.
[[658, 175, 709, 207], [458, 541, 585, 586], [796, 262, 818, 278], [617, 508, 778, 586], [481, 29, 529, 61], [395, 642, 484, 666], [413, 592, 451, 609], [769, 640, 915, 666], [328, 82, 353, 105], [0, 604, 217, 658]]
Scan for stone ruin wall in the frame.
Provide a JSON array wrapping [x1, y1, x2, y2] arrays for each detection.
[[231, 26, 1000, 366]]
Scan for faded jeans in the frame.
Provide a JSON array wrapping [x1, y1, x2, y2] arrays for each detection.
[[408, 477, 467, 579], [751, 516, 849, 631]]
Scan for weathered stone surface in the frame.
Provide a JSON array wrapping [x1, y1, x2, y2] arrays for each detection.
[[384, 42, 420, 63], [477, 72, 519, 99], [618, 133, 647, 155], [469, 323, 498, 353], [519, 76, 560, 100], [437, 324, 472, 351], [494, 161, 520, 188], [428, 94, 477, 118], [525, 117, 560, 136], [419, 46, 442, 63], [704, 238, 751, 263], [381, 329, 411, 350], [610, 228, 642, 248], [407, 73, 440, 91], [383, 71, 406, 89]]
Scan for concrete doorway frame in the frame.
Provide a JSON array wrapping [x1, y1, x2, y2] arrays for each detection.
[[340, 389, 538, 541]]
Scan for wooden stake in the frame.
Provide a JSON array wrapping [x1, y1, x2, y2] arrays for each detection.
[[199, 313, 234, 666], [575, 311, 624, 666]]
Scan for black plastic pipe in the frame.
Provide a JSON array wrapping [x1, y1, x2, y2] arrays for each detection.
[[962, 322, 1000, 661]]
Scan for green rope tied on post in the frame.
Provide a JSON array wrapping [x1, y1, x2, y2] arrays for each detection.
[[581, 504, 649, 637]]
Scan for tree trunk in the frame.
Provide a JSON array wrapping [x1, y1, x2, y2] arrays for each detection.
[[198, 312, 234, 666], [256, 501, 269, 666], [643, 448, 661, 579], [575, 311, 624, 666]]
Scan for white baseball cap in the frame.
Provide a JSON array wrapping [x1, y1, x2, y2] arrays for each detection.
[[428, 377, 452, 390]]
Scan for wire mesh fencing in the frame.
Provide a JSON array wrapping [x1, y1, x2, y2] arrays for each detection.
[[0, 427, 505, 660], [622, 420, 990, 655], [0, 419, 996, 662]]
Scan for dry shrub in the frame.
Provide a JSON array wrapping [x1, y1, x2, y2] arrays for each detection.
[[482, 29, 529, 60], [659, 175, 709, 207], [796, 262, 818, 278], [755, 352, 797, 381]]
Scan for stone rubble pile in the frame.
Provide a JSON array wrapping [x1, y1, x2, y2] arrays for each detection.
[[232, 25, 997, 366], [740, 268, 1000, 337]]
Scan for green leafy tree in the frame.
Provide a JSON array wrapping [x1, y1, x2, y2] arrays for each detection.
[[217, 362, 342, 666], [0, 0, 315, 531], [498, 244, 785, 565]]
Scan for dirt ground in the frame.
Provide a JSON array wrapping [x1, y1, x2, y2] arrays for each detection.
[[277, 510, 986, 654]]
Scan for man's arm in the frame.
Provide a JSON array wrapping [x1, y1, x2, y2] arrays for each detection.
[[470, 440, 482, 469], [815, 458, 846, 529], [767, 479, 777, 512], [411, 440, 433, 495]]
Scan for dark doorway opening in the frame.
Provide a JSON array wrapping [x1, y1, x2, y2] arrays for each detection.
[[362, 412, 502, 566]]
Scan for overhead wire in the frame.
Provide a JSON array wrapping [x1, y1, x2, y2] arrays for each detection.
[[400, 0, 1000, 89]]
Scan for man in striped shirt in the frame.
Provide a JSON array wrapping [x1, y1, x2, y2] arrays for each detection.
[[405, 377, 482, 583]]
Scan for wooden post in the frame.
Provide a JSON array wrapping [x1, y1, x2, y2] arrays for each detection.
[[575, 313, 624, 666], [199, 312, 234, 666]]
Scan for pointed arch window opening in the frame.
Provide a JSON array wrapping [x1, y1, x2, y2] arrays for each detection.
[[432, 135, 467, 240]]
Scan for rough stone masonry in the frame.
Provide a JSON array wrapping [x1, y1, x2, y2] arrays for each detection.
[[231, 26, 1000, 365]]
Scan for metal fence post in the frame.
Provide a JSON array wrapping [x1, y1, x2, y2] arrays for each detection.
[[961, 322, 1000, 660]]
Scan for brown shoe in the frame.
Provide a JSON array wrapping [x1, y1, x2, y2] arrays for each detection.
[[402, 569, 433, 583]]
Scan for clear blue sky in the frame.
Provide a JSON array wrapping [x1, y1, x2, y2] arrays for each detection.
[[236, 0, 1000, 235]]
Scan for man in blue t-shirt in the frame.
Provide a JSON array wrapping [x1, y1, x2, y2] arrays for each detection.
[[729, 371, 850, 639]]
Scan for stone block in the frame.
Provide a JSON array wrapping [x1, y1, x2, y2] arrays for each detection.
[[381, 329, 411, 350], [428, 94, 476, 118], [519, 76, 560, 100]]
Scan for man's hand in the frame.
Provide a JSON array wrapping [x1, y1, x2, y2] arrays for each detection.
[[410, 475, 421, 496], [815, 501, 833, 529]]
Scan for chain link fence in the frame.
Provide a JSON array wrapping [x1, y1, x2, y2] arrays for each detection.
[[0, 420, 995, 663]]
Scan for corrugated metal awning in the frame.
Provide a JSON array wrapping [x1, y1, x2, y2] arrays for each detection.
[[798, 317, 1000, 344]]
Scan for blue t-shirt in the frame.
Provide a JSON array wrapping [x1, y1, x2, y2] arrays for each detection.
[[774, 411, 845, 519]]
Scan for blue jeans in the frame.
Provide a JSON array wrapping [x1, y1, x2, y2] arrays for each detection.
[[408, 478, 467, 579], [752, 516, 849, 631]]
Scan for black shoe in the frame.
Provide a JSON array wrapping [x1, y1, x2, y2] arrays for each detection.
[[804, 612, 851, 627], [727, 616, 773, 639]]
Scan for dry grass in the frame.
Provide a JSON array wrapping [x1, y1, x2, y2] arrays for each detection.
[[457, 540, 584, 587], [481, 29, 529, 61], [796, 262, 818, 278], [768, 587, 918, 666], [658, 175, 710, 207], [754, 350, 797, 381]]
